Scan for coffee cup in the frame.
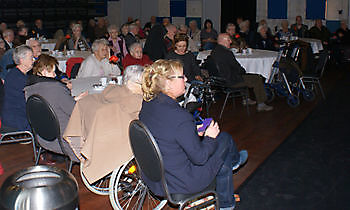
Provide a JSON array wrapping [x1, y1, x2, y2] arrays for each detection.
[[100, 77, 107, 86]]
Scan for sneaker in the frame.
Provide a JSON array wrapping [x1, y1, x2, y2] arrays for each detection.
[[232, 150, 248, 171], [256, 103, 273, 112], [242, 98, 256, 106]]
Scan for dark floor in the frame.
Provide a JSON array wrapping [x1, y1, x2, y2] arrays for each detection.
[[0, 63, 346, 209], [236, 69, 350, 210]]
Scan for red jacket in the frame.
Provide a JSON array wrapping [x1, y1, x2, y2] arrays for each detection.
[[122, 54, 153, 70]]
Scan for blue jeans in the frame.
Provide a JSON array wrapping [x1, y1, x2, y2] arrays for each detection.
[[214, 132, 240, 208]]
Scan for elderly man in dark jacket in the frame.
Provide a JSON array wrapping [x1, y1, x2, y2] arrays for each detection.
[[210, 33, 273, 112]]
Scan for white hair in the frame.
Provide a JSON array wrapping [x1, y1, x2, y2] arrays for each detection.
[[91, 39, 109, 53], [257, 24, 267, 33], [107, 24, 119, 33], [72, 24, 83, 31], [122, 65, 143, 85], [128, 42, 142, 53], [13, 45, 33, 65]]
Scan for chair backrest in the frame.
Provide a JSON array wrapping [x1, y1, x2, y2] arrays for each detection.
[[26, 94, 60, 142], [128, 120, 171, 198], [70, 63, 81, 79], [315, 51, 329, 77], [66, 57, 84, 78]]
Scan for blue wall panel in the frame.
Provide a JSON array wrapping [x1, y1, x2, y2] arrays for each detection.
[[306, 0, 326, 19], [268, 0, 287, 19], [170, 0, 186, 17]]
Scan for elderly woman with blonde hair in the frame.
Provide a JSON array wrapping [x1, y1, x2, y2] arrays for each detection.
[[139, 59, 248, 210], [67, 24, 90, 51]]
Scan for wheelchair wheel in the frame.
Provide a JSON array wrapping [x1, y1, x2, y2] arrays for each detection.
[[287, 95, 300, 108], [80, 163, 110, 195], [302, 89, 316, 101], [109, 158, 161, 209], [276, 83, 288, 97], [265, 86, 275, 103]]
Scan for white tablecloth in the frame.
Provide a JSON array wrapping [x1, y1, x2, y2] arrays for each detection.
[[71, 76, 122, 96], [197, 49, 278, 79], [299, 38, 324, 54], [45, 50, 91, 73], [39, 39, 57, 51]]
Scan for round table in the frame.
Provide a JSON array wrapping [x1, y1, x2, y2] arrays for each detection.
[[299, 38, 324, 54], [197, 49, 278, 80]]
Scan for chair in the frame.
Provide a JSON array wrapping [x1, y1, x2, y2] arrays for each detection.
[[66, 57, 84, 79], [203, 55, 250, 119], [125, 120, 219, 209], [0, 125, 36, 160], [301, 51, 329, 99], [26, 94, 76, 171]]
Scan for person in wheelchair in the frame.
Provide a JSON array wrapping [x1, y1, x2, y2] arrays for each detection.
[[208, 33, 273, 112], [139, 59, 248, 209]]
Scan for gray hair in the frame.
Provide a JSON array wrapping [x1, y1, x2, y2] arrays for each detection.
[[165, 24, 176, 31], [256, 24, 267, 33], [72, 24, 83, 31], [122, 65, 143, 85], [13, 45, 33, 65], [178, 24, 188, 31], [91, 38, 109, 53], [107, 24, 118, 33], [128, 42, 142, 53], [128, 23, 138, 31], [257, 24, 267, 33], [26, 38, 40, 48], [2, 29, 13, 38]]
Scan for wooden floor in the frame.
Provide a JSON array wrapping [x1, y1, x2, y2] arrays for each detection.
[[0, 64, 345, 209]]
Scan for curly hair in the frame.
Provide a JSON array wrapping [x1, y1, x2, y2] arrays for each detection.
[[142, 59, 183, 101]]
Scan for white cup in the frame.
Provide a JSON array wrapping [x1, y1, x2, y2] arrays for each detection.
[[100, 77, 107, 86], [247, 48, 252, 54], [117, 75, 123, 85], [242, 49, 247, 55]]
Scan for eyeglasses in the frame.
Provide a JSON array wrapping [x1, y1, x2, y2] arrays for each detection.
[[168, 75, 185, 79]]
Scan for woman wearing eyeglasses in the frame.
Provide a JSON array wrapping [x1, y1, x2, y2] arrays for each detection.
[[139, 59, 248, 210]]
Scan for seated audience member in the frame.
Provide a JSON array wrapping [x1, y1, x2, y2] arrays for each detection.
[[309, 19, 331, 47], [94, 17, 108, 39], [0, 38, 5, 58], [200, 19, 218, 50], [24, 54, 86, 162], [63, 65, 144, 183], [15, 20, 26, 34], [122, 43, 152, 69], [125, 22, 139, 52], [335, 20, 350, 44], [0, 22, 7, 39], [164, 24, 178, 52], [166, 33, 202, 82], [187, 20, 201, 52], [210, 33, 273, 111], [258, 19, 273, 37], [255, 25, 276, 51], [143, 16, 157, 36], [291, 16, 308, 38], [87, 19, 96, 44], [119, 23, 129, 39], [226, 23, 247, 49], [178, 24, 188, 34], [235, 17, 243, 33], [134, 19, 145, 39], [162, 18, 170, 27], [276, 20, 292, 40], [2, 29, 14, 50], [32, 19, 49, 38], [67, 24, 90, 51], [0, 49, 15, 79], [239, 20, 255, 48], [108, 24, 128, 61], [26, 38, 42, 60], [77, 39, 121, 78], [139, 59, 248, 209], [1, 45, 34, 130], [14, 27, 28, 47]]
